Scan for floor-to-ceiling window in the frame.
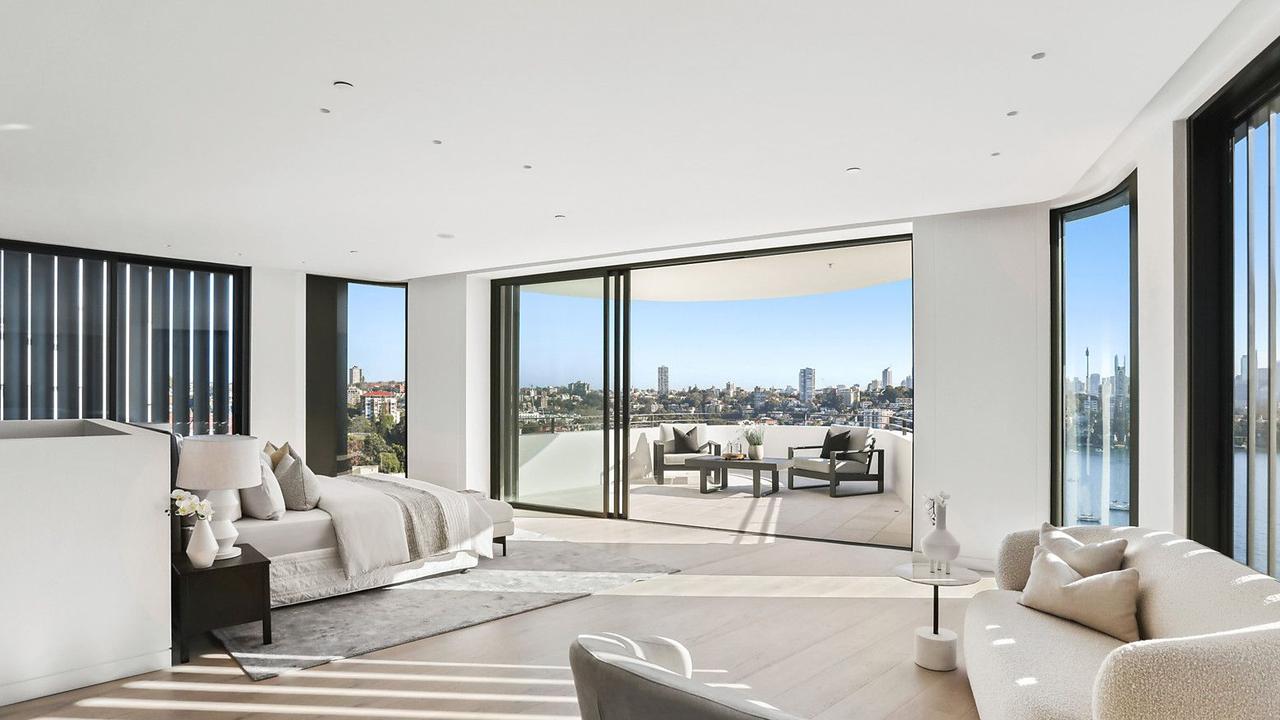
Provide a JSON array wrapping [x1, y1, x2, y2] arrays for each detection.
[[1051, 174, 1138, 528], [1188, 38, 1280, 575], [0, 239, 248, 434], [306, 277, 407, 476]]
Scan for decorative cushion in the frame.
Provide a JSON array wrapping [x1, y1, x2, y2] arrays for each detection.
[[274, 447, 322, 511], [240, 452, 286, 520], [1039, 522, 1127, 577], [263, 440, 290, 469], [819, 428, 851, 459], [793, 457, 867, 474], [670, 426, 699, 453], [1019, 546, 1140, 642]]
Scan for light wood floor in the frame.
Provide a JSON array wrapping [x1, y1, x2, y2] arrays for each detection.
[[9, 514, 988, 720]]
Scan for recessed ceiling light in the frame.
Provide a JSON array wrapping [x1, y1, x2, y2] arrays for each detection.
[[432, 139, 443, 145], [436, 233, 455, 239], [0, 123, 31, 131], [349, 250, 359, 254], [991, 151, 1002, 157], [333, 81, 354, 88], [320, 108, 331, 114], [845, 166, 862, 174], [1031, 52, 1046, 60], [553, 214, 567, 220], [523, 164, 533, 170], [1006, 110, 1019, 117]]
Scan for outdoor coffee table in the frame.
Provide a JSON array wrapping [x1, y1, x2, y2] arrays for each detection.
[[683, 455, 793, 498]]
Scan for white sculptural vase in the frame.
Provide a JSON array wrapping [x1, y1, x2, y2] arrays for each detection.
[[186, 518, 218, 568], [921, 504, 960, 574], [748, 444, 764, 460]]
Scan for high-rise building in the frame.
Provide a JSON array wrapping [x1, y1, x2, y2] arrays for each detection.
[[798, 367, 816, 403], [725, 381, 736, 397], [348, 365, 365, 385], [903, 374, 913, 390], [882, 366, 894, 388], [657, 366, 669, 397]]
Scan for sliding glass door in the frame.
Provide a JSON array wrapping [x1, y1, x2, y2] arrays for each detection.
[[1230, 104, 1279, 572], [492, 271, 628, 516]]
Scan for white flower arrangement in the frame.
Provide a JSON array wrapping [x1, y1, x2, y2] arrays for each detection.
[[924, 491, 950, 526], [169, 489, 214, 521]]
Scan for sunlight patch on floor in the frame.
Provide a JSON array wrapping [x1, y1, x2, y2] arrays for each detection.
[[597, 574, 995, 598]]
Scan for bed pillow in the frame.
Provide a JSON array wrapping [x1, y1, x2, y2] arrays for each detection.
[[1040, 522, 1127, 577], [263, 440, 289, 469], [240, 452, 286, 520], [1019, 546, 1140, 642], [274, 449, 321, 510]]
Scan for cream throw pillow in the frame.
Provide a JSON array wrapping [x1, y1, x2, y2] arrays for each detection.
[[274, 446, 321, 510], [1040, 522, 1127, 577], [240, 452, 286, 520], [263, 441, 290, 469], [1020, 546, 1140, 642]]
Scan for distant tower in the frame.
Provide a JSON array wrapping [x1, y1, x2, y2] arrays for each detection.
[[882, 366, 894, 389], [348, 365, 364, 385], [658, 366, 669, 397], [798, 367, 816, 403]]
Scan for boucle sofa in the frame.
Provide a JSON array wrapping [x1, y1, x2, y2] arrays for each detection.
[[964, 525, 1280, 720]]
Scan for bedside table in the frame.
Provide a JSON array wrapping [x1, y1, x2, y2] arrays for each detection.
[[172, 543, 271, 663]]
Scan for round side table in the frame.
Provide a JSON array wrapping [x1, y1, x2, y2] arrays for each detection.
[[892, 562, 981, 672]]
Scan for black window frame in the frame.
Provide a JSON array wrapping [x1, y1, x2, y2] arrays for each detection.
[[1188, 35, 1280, 554], [305, 274, 408, 477], [1049, 171, 1140, 527], [0, 237, 251, 434]]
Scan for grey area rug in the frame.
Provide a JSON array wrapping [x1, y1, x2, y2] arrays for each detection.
[[214, 534, 675, 680]]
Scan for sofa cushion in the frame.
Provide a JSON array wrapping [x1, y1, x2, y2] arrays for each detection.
[[1040, 522, 1127, 577], [1020, 547, 1140, 642], [964, 589, 1124, 720], [819, 428, 851, 459], [658, 423, 705, 452]]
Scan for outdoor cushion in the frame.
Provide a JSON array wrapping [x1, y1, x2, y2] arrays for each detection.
[[671, 426, 700, 453], [819, 429, 851, 458], [660, 453, 706, 466], [793, 457, 867, 474]]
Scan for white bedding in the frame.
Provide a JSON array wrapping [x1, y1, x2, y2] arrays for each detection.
[[235, 509, 337, 557]]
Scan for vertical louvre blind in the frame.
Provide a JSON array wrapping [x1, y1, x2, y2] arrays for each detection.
[[0, 246, 241, 435], [1233, 103, 1280, 576]]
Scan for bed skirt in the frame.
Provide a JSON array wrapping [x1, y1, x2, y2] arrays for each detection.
[[268, 547, 479, 607]]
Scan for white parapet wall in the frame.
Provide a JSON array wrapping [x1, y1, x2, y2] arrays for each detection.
[[0, 420, 172, 707], [516, 423, 913, 510]]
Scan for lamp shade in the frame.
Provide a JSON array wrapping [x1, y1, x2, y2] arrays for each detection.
[[175, 435, 262, 491]]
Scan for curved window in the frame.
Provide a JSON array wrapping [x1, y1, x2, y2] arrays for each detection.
[[1051, 174, 1138, 527]]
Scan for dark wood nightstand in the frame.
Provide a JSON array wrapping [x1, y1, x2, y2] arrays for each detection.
[[171, 543, 271, 664]]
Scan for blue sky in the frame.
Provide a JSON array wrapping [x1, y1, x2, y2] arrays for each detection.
[[348, 282, 406, 381], [1061, 203, 1132, 381], [518, 279, 914, 390]]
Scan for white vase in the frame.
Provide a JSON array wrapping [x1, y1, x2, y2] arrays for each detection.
[[748, 444, 764, 460], [921, 504, 960, 574], [187, 518, 218, 568]]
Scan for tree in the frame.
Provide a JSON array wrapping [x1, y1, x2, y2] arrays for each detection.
[[361, 432, 389, 466], [379, 451, 402, 474]]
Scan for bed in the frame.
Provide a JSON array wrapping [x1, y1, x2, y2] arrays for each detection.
[[234, 473, 493, 607]]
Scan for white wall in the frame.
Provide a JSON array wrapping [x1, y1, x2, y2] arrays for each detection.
[[913, 204, 1050, 569], [249, 267, 307, 455], [406, 273, 490, 491]]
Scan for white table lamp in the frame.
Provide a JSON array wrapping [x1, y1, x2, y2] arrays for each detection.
[[176, 435, 261, 560]]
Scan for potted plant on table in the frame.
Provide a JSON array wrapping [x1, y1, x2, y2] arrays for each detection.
[[170, 489, 217, 568], [744, 425, 766, 460]]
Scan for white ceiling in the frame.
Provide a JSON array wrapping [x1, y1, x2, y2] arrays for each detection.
[[0, 1, 1242, 281], [532, 241, 911, 301]]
